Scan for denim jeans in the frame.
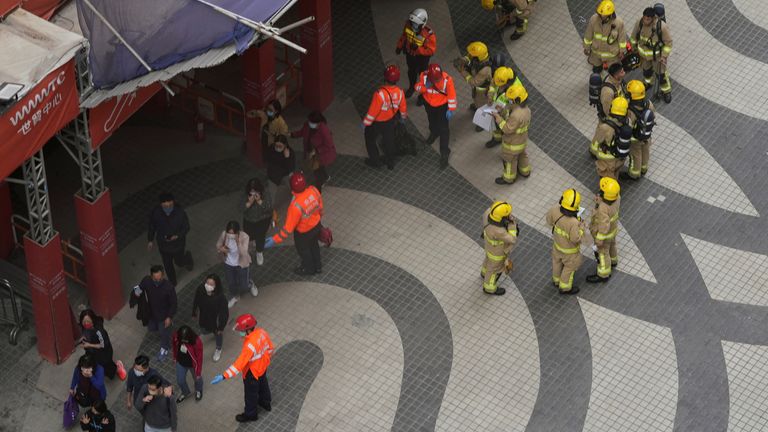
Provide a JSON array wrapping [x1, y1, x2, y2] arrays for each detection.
[[147, 319, 172, 351], [199, 327, 223, 350], [224, 264, 249, 297], [175, 362, 202, 396]]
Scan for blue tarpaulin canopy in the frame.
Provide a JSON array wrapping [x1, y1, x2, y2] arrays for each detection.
[[76, 0, 294, 92]]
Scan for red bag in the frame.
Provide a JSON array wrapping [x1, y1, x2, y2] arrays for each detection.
[[318, 225, 333, 247], [63, 394, 79, 429]]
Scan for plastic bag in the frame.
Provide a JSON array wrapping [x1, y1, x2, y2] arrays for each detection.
[[63, 394, 79, 429]]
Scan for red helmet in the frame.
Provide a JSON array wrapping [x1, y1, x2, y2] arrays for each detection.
[[289, 172, 307, 193], [233, 313, 257, 332], [427, 63, 443, 84], [384, 65, 400, 83]]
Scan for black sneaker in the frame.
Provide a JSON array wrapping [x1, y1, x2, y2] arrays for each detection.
[[586, 274, 610, 284], [439, 156, 449, 170], [236, 413, 258, 423], [483, 287, 506, 296], [485, 139, 501, 149], [495, 177, 513, 185], [176, 393, 190, 404], [559, 286, 580, 295]]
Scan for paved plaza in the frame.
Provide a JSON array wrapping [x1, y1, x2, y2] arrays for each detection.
[[2, 0, 768, 430]]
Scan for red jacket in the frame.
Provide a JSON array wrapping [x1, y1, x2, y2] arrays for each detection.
[[396, 22, 436, 57], [172, 334, 203, 377], [291, 122, 337, 167]]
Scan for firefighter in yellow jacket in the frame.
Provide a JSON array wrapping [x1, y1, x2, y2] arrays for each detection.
[[481, 0, 535, 39], [481, 201, 518, 296], [486, 66, 522, 148], [587, 177, 620, 283], [583, 0, 626, 74], [630, 6, 673, 103], [453, 41, 493, 113], [546, 189, 586, 294], [492, 83, 531, 184], [592, 97, 631, 180], [625, 80, 656, 179]]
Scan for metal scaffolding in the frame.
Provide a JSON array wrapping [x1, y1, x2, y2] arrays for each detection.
[[56, 48, 105, 203], [21, 151, 55, 244]]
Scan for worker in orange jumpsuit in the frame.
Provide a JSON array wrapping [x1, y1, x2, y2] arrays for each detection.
[[414, 63, 457, 170], [362, 64, 408, 170], [396, 8, 437, 98], [263, 172, 324, 275], [210, 313, 274, 423]]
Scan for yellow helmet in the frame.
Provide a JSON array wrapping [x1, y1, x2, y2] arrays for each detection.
[[481, 0, 495, 11], [493, 66, 516, 87], [627, 80, 646, 100], [609, 96, 629, 116], [489, 201, 512, 222], [560, 189, 581, 211], [505, 83, 528, 104], [596, 0, 615, 16], [599, 177, 620, 200], [467, 41, 489, 61]]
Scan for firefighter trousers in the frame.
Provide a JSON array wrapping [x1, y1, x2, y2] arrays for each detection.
[[481, 256, 506, 293], [628, 139, 652, 178], [595, 240, 617, 278], [552, 248, 582, 292], [243, 370, 272, 419], [595, 158, 624, 180], [641, 59, 671, 94], [500, 148, 531, 183]]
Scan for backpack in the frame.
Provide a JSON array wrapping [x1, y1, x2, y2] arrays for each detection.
[[630, 105, 656, 141], [605, 121, 632, 158], [589, 75, 620, 119]]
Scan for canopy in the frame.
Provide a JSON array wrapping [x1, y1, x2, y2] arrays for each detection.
[[75, 0, 293, 104]]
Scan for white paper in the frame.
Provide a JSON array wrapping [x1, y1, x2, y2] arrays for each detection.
[[577, 206, 586, 219], [473, 105, 496, 132]]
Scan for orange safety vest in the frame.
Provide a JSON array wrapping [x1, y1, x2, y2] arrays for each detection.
[[272, 186, 323, 244], [414, 71, 457, 111], [223, 328, 273, 380], [363, 85, 407, 126]]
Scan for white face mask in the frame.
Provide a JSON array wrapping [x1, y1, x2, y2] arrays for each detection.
[[133, 368, 145, 377], [204, 283, 215, 293], [308, 122, 318, 129], [180, 345, 188, 354]]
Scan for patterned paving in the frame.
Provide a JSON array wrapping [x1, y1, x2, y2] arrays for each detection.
[[6, 0, 768, 431]]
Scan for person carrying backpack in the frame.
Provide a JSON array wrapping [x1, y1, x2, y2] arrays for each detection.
[[630, 5, 673, 103], [624, 80, 657, 179], [589, 63, 627, 157], [591, 97, 632, 180]]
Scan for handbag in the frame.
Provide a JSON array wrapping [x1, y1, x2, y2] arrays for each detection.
[[63, 394, 79, 429], [318, 225, 333, 247]]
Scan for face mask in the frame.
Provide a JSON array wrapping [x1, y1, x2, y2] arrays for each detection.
[[204, 283, 215, 293], [266, 111, 275, 118], [238, 331, 247, 338], [162, 206, 173, 215], [82, 322, 94, 330], [153, 279, 162, 286], [180, 345, 188, 354], [411, 22, 420, 31], [275, 145, 285, 153], [308, 122, 318, 129], [133, 368, 145, 377]]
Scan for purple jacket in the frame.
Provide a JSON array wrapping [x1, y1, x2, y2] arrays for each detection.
[[292, 122, 337, 167]]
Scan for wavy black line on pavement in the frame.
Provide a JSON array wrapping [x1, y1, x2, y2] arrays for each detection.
[[237, 341, 324, 432], [688, 0, 768, 64]]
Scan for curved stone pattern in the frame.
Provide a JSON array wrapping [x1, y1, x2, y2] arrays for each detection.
[[369, 0, 657, 284], [682, 234, 768, 306], [518, 0, 758, 217], [687, 0, 768, 64], [579, 299, 678, 431], [733, 0, 768, 30], [722, 341, 768, 431], [237, 341, 324, 432], [322, 187, 541, 431]]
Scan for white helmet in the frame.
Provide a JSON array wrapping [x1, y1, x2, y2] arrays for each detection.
[[409, 8, 428, 26]]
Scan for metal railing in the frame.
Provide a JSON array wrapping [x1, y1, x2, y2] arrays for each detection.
[[274, 28, 303, 105], [10, 214, 86, 286], [168, 74, 247, 138], [0, 278, 26, 345]]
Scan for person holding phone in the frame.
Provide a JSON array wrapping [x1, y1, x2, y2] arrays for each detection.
[[242, 178, 273, 266]]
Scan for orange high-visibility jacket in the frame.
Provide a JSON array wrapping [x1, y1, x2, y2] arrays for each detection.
[[363, 85, 407, 126], [414, 71, 457, 111], [223, 328, 273, 380], [272, 185, 323, 244], [396, 22, 436, 57]]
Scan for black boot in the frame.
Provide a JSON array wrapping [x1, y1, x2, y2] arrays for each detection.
[[439, 156, 449, 170], [586, 274, 610, 283], [662, 92, 672, 103], [509, 32, 523, 41], [483, 287, 506, 295], [236, 414, 258, 423], [559, 286, 580, 295], [485, 139, 501, 148], [495, 177, 513, 185]]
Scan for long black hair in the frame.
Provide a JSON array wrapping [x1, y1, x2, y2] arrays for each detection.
[[202, 273, 224, 297], [225, 220, 240, 234], [177, 325, 198, 345], [79, 309, 104, 329]]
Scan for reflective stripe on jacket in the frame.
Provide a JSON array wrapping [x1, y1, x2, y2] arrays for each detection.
[[272, 186, 323, 244], [364, 85, 407, 126], [414, 71, 457, 110], [223, 328, 273, 380]]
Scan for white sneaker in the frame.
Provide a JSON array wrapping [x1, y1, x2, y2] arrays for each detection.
[[256, 252, 264, 266], [213, 349, 221, 362], [227, 297, 239, 308], [250, 284, 259, 297]]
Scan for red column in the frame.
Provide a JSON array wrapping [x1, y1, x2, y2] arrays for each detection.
[[242, 39, 277, 167], [25, 233, 75, 364], [74, 189, 123, 319], [299, 0, 334, 112], [0, 181, 13, 259]]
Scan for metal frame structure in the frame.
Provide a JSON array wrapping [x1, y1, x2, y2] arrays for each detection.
[[20, 151, 54, 244]]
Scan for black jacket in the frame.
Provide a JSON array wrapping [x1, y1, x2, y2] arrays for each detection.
[[265, 145, 296, 185], [134, 276, 177, 322], [79, 409, 116, 432], [147, 205, 190, 253], [128, 286, 151, 326], [192, 285, 229, 332]]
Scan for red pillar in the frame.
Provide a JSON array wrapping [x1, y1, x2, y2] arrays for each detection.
[[24, 233, 75, 364], [243, 39, 277, 167], [74, 189, 123, 319], [0, 181, 13, 259], [299, 0, 334, 112]]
